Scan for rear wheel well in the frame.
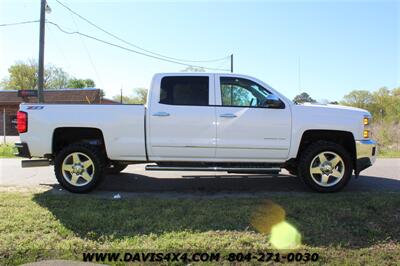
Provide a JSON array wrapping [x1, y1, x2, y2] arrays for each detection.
[[52, 127, 106, 158], [295, 130, 356, 167]]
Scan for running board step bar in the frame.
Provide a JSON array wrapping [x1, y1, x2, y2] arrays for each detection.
[[21, 159, 50, 168], [145, 165, 281, 172]]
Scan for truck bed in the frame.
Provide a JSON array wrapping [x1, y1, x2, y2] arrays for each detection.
[[19, 104, 147, 161]]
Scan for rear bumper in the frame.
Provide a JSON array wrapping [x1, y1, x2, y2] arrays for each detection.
[[15, 142, 31, 158], [355, 139, 377, 176], [15, 142, 51, 167]]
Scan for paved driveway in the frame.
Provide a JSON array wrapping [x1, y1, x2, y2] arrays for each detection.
[[1, 135, 20, 145], [1, 158, 399, 193]]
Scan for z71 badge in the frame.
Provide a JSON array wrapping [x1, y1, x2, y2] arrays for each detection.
[[26, 106, 44, 110]]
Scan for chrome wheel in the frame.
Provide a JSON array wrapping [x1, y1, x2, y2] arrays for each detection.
[[62, 152, 95, 187], [309, 151, 345, 187]]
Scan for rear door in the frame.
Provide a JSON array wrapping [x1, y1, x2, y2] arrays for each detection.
[[215, 75, 291, 161], [147, 74, 216, 161]]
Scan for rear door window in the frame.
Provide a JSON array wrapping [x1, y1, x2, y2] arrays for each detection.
[[160, 76, 209, 106]]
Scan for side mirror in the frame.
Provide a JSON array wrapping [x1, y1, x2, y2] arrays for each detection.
[[263, 94, 284, 108]]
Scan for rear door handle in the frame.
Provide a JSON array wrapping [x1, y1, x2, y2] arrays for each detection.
[[152, 111, 170, 117], [219, 113, 237, 118]]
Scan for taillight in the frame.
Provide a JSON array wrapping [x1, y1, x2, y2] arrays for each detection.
[[17, 111, 28, 133]]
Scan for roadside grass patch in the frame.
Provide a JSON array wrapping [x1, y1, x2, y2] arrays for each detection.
[[0, 144, 16, 158], [379, 149, 400, 158], [0, 191, 399, 265]]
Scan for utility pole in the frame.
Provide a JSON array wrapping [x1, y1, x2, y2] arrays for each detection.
[[120, 88, 123, 104], [230, 54, 233, 73], [2, 108, 6, 145], [37, 0, 46, 103]]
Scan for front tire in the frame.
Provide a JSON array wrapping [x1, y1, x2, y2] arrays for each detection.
[[54, 144, 105, 193], [298, 141, 353, 192]]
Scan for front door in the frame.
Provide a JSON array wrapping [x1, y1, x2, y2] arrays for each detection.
[[147, 74, 216, 161], [215, 75, 291, 161]]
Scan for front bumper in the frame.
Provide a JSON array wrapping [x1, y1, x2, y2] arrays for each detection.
[[355, 139, 377, 176]]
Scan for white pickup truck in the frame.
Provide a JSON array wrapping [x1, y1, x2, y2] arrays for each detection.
[[16, 73, 377, 193]]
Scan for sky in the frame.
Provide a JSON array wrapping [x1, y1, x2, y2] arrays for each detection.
[[0, 0, 399, 101]]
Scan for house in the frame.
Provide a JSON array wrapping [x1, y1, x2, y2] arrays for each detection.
[[0, 88, 118, 136]]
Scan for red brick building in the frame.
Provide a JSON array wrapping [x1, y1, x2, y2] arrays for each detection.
[[0, 88, 118, 135]]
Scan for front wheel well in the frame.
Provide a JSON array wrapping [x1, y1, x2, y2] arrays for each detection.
[[296, 130, 356, 167], [52, 127, 107, 158]]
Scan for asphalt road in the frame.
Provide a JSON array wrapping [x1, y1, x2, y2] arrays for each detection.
[[1, 158, 399, 194]]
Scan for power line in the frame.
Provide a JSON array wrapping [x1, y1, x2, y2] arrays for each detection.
[[46, 23, 72, 72], [53, 0, 230, 63], [46, 21, 230, 72], [214, 56, 231, 70], [68, 12, 105, 89], [0, 20, 39, 27]]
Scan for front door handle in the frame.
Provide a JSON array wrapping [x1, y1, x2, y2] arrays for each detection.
[[153, 111, 170, 117], [219, 113, 237, 118]]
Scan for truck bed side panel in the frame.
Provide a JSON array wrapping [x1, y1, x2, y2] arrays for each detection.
[[19, 104, 146, 161]]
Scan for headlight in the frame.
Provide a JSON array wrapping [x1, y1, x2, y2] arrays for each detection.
[[363, 117, 370, 126]]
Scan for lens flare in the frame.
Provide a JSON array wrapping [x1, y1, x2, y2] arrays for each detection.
[[270, 221, 301, 249], [251, 200, 285, 234], [251, 200, 301, 249]]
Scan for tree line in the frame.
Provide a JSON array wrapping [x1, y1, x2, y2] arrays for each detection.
[[2, 60, 398, 123], [1, 60, 96, 90], [294, 89, 400, 153], [341, 88, 400, 124], [340, 87, 400, 153], [2, 60, 399, 153]]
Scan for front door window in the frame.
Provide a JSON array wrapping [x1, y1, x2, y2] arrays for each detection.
[[220, 77, 271, 107]]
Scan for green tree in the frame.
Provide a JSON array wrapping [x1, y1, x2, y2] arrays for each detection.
[[1, 60, 37, 90], [392, 87, 400, 97], [181, 66, 205, 72], [84, 79, 95, 87], [112, 88, 148, 104], [341, 87, 400, 153], [340, 90, 373, 110], [99, 89, 105, 98], [67, 78, 96, 88], [391, 87, 400, 121], [371, 87, 399, 122], [45, 65, 70, 89], [134, 88, 148, 103], [341, 87, 400, 123], [0, 60, 94, 90], [293, 92, 316, 104]]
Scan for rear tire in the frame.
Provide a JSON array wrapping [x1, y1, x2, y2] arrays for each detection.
[[54, 144, 105, 193], [298, 141, 352, 192]]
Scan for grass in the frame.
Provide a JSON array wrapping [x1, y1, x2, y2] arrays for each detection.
[[0, 191, 399, 265], [378, 149, 400, 158], [0, 144, 16, 158]]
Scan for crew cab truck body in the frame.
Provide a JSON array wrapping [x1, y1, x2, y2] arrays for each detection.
[[16, 73, 377, 192]]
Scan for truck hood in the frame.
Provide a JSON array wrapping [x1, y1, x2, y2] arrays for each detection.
[[295, 103, 371, 116], [290, 103, 370, 141]]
